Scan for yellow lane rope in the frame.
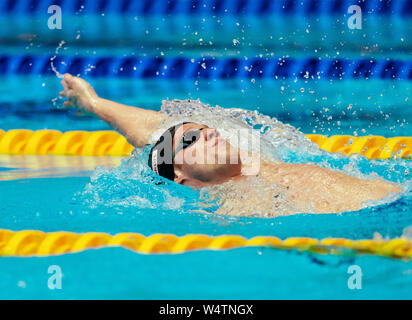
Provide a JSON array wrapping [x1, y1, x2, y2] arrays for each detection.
[[0, 229, 411, 260], [0, 129, 411, 159]]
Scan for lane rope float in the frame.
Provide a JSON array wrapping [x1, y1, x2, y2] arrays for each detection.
[[2, 54, 412, 80], [0, 229, 411, 260], [0, 129, 134, 156], [0, 129, 411, 159], [1, 0, 411, 16]]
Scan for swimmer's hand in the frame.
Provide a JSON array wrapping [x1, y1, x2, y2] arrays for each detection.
[[59, 73, 99, 113], [59, 73, 164, 147]]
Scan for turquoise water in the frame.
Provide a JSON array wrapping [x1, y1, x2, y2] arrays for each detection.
[[2, 248, 412, 299], [0, 146, 411, 299], [1, 15, 411, 59], [1, 76, 410, 137], [1, 2, 412, 299]]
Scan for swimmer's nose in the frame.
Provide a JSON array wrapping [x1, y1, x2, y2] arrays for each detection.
[[204, 128, 219, 141]]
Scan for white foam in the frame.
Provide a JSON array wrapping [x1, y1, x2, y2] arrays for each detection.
[[50, 40, 66, 79]]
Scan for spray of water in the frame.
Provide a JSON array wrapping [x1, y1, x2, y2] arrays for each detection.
[[50, 40, 66, 79], [77, 99, 411, 218]]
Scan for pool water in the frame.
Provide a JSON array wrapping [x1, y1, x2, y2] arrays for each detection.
[[0, 176, 412, 299], [1, 75, 411, 137], [1, 140, 411, 299], [0, 0, 411, 299]]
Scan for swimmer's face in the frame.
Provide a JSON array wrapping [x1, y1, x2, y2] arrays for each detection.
[[173, 123, 241, 186]]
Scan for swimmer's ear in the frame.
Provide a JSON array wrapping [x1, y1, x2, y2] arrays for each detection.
[[174, 167, 204, 187], [174, 167, 187, 185]]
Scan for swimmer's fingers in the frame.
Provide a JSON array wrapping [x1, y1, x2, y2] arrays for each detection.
[[63, 101, 84, 115], [61, 74, 76, 91], [62, 92, 76, 105], [59, 77, 71, 96], [60, 80, 68, 91], [63, 73, 74, 85], [60, 77, 72, 91], [59, 89, 74, 98], [59, 89, 72, 98]]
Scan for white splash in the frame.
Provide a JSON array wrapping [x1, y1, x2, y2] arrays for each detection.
[[50, 40, 66, 79]]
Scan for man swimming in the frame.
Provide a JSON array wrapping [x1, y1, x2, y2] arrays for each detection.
[[59, 73, 401, 215]]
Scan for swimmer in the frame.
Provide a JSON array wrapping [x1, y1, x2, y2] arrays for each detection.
[[59, 73, 401, 215]]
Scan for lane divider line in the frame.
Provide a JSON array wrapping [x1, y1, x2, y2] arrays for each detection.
[[0, 129, 411, 159], [0, 229, 411, 260], [2, 54, 412, 80]]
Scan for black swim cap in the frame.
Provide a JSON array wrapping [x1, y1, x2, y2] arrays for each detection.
[[148, 122, 190, 181]]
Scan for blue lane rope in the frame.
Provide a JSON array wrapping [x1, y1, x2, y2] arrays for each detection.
[[1, 55, 411, 80], [0, 0, 411, 16]]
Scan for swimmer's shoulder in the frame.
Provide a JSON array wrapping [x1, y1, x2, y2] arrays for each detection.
[[256, 161, 289, 180]]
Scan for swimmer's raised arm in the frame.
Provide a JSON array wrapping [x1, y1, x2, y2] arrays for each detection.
[[59, 73, 166, 148]]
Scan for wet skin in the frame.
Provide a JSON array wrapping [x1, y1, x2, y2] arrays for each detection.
[[173, 123, 401, 214], [59, 74, 401, 215]]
